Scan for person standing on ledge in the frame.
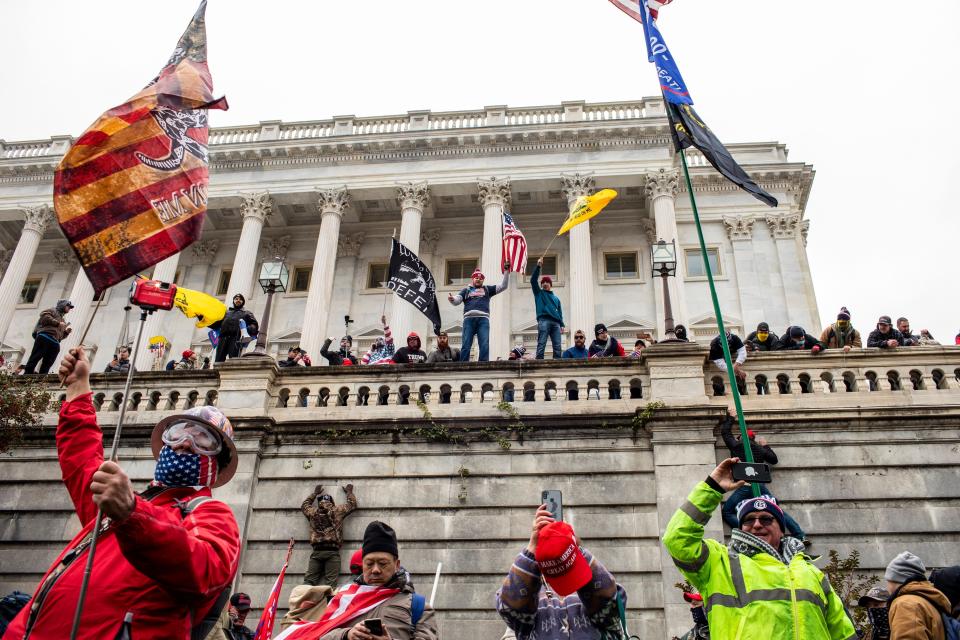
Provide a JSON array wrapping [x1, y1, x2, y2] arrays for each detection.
[[301, 483, 358, 589], [23, 299, 73, 375], [530, 257, 564, 359], [213, 294, 258, 362], [448, 262, 511, 362]]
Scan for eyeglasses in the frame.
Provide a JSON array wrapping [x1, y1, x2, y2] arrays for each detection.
[[742, 515, 776, 527], [162, 420, 222, 455]]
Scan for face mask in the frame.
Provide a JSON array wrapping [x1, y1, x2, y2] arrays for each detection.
[[154, 445, 218, 487], [837, 321, 849, 329], [794, 339, 804, 346], [757, 332, 769, 341], [691, 607, 707, 627], [867, 607, 889, 636]]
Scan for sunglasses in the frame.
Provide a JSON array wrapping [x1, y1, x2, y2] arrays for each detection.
[[742, 515, 776, 527]]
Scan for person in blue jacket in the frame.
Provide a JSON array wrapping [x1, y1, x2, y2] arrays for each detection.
[[530, 258, 564, 359]]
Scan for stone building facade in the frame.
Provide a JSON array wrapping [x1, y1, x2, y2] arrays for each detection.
[[0, 98, 816, 370]]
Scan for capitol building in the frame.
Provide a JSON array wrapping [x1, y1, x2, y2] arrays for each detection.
[[1, 99, 958, 640]]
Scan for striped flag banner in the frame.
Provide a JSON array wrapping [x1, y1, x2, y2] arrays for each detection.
[[501, 211, 528, 274], [252, 539, 295, 640], [274, 583, 401, 640], [608, 0, 673, 23], [54, 0, 227, 296]]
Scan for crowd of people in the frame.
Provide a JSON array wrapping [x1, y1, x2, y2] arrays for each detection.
[[0, 346, 956, 640]]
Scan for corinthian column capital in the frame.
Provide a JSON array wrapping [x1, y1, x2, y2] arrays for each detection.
[[316, 186, 351, 216], [22, 204, 54, 235], [239, 191, 273, 222], [765, 212, 802, 239], [560, 173, 595, 204], [337, 232, 365, 258], [396, 181, 431, 211], [723, 215, 756, 241], [477, 177, 511, 208], [645, 168, 680, 200]]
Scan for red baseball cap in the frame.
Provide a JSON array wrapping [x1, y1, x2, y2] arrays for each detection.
[[349, 549, 363, 575], [683, 592, 703, 603], [535, 522, 592, 596]]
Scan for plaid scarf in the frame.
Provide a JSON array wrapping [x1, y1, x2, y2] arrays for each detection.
[[728, 529, 805, 565]]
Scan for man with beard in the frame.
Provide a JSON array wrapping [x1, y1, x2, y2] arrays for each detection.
[[213, 293, 258, 362]]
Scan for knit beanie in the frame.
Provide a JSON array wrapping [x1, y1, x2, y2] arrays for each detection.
[[362, 521, 399, 558], [232, 293, 246, 307], [594, 323, 607, 336], [885, 551, 926, 583], [930, 565, 960, 610], [736, 494, 786, 532], [837, 307, 851, 321]]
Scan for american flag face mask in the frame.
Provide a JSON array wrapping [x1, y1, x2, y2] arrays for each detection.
[[153, 445, 219, 488]]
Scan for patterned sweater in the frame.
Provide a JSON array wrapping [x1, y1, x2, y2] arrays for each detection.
[[300, 488, 358, 547]]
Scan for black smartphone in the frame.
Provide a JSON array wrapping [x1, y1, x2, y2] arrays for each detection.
[[363, 618, 385, 636], [541, 490, 563, 521], [732, 462, 772, 484]]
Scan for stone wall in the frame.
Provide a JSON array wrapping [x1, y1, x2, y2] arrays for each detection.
[[1, 347, 959, 639]]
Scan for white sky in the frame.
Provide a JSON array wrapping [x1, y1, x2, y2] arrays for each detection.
[[2, 0, 958, 342]]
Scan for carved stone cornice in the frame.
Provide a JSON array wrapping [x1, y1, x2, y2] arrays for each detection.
[[420, 229, 441, 254], [396, 181, 431, 211], [477, 177, 511, 208], [560, 173, 595, 204], [22, 204, 54, 235], [261, 235, 291, 259], [53, 247, 74, 267], [765, 212, 802, 239], [191, 239, 220, 260], [640, 219, 657, 244], [800, 219, 810, 247], [645, 168, 679, 200], [337, 232, 365, 258], [317, 186, 351, 217], [239, 191, 273, 222], [722, 215, 756, 241]]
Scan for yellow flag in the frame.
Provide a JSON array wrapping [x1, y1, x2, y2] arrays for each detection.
[[557, 189, 618, 235], [173, 286, 227, 328]]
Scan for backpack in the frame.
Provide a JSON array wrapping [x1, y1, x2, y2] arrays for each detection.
[[409, 593, 425, 633], [175, 496, 233, 640], [942, 613, 960, 640], [0, 591, 30, 635]]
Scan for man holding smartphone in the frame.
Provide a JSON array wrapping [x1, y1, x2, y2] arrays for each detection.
[[496, 505, 627, 639], [663, 458, 855, 640]]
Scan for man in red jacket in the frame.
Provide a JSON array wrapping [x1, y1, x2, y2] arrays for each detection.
[[4, 347, 241, 640]]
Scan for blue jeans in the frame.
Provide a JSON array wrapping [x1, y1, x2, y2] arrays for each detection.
[[536, 318, 562, 359], [459, 316, 490, 361], [721, 483, 806, 539]]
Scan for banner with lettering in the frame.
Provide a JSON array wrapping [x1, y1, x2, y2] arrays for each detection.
[[387, 238, 442, 335]]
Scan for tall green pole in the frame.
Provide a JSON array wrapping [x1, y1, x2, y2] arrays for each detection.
[[679, 148, 760, 498]]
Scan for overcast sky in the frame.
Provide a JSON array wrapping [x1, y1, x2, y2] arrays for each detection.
[[2, 1, 958, 341]]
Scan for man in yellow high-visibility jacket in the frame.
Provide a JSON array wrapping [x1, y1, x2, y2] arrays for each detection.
[[663, 457, 856, 640]]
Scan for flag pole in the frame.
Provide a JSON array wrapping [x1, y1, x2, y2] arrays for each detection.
[[429, 562, 442, 607], [58, 295, 105, 389], [381, 229, 396, 317], [539, 233, 560, 263], [678, 148, 759, 497]]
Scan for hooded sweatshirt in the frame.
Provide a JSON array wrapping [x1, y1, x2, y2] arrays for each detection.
[[393, 333, 427, 364], [888, 580, 952, 640]]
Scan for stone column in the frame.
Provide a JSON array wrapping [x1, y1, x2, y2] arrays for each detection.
[[392, 182, 431, 341], [765, 212, 813, 330], [646, 169, 688, 334], [300, 187, 349, 359], [58, 269, 96, 362], [723, 215, 762, 329], [134, 253, 181, 371], [561, 173, 596, 337], [225, 192, 272, 303], [477, 178, 511, 360], [0, 205, 54, 344]]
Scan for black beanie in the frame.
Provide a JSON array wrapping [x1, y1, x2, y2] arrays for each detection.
[[594, 323, 607, 336], [362, 521, 399, 558], [232, 293, 246, 307]]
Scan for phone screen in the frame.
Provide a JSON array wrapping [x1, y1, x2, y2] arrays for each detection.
[[364, 618, 384, 636], [541, 490, 563, 521]]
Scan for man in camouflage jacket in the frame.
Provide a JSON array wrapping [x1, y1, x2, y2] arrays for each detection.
[[301, 483, 358, 588]]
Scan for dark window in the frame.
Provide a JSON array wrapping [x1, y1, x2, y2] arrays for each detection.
[[685, 248, 720, 277], [526, 255, 558, 278], [291, 266, 312, 292], [19, 278, 41, 304], [216, 269, 232, 296], [446, 258, 479, 286], [604, 252, 638, 279], [367, 263, 388, 289]]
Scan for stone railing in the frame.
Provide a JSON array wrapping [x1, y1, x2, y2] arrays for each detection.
[[36, 346, 960, 425]]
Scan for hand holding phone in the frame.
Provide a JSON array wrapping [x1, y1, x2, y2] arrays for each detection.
[[363, 618, 385, 636], [732, 462, 772, 484], [541, 490, 562, 522]]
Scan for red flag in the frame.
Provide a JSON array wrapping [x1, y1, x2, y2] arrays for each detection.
[[253, 539, 295, 640], [273, 584, 401, 640], [53, 1, 227, 295]]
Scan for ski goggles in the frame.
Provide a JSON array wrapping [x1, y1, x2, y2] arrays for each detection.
[[161, 420, 223, 456]]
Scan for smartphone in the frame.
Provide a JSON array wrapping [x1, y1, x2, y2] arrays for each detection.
[[541, 490, 563, 521], [363, 618, 385, 636], [732, 462, 772, 484]]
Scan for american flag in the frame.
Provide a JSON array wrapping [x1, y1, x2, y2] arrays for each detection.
[[253, 539, 294, 640], [608, 0, 673, 23], [274, 583, 402, 640], [502, 212, 528, 274]]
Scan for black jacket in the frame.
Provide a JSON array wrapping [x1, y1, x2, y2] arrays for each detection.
[[867, 328, 905, 348], [774, 327, 822, 350], [709, 334, 745, 361], [719, 415, 779, 465], [393, 347, 427, 364], [215, 306, 258, 338], [320, 339, 358, 365], [745, 331, 779, 351]]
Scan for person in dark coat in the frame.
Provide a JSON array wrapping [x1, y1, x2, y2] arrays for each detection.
[[718, 408, 807, 540], [23, 299, 73, 374], [745, 322, 779, 352], [104, 346, 132, 373], [320, 336, 357, 365], [588, 323, 625, 358], [213, 294, 258, 362], [775, 325, 823, 353], [392, 332, 427, 364], [867, 315, 905, 349], [820, 307, 862, 352]]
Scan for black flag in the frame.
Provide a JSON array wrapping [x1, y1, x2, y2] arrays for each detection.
[[387, 238, 442, 335], [667, 102, 778, 208]]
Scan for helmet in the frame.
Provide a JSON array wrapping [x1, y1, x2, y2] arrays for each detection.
[[152, 406, 238, 487]]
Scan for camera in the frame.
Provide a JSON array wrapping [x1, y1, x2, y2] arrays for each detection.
[[129, 279, 178, 311]]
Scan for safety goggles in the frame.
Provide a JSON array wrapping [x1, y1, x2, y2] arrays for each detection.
[[742, 515, 776, 527], [161, 420, 222, 456]]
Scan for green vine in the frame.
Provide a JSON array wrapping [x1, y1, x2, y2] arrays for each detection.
[[413, 400, 464, 444], [630, 400, 665, 433]]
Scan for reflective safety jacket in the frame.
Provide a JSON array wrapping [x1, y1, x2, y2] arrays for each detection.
[[663, 482, 856, 640]]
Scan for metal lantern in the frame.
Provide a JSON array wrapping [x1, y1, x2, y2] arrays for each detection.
[[258, 258, 289, 293], [651, 239, 677, 277]]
